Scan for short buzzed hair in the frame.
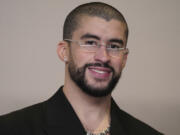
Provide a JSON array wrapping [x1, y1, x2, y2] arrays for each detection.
[[63, 2, 129, 40]]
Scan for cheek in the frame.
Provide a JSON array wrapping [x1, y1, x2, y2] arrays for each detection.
[[71, 49, 93, 68], [111, 59, 124, 73]]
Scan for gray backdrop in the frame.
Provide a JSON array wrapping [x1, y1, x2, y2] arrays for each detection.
[[0, 0, 179, 135]]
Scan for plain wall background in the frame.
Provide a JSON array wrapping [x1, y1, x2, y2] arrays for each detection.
[[0, 0, 179, 135]]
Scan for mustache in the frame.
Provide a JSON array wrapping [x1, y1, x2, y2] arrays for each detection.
[[84, 62, 114, 72]]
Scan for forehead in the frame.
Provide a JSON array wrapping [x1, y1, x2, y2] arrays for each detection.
[[72, 15, 127, 41]]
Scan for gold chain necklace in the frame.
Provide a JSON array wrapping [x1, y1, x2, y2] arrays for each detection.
[[86, 125, 110, 135]]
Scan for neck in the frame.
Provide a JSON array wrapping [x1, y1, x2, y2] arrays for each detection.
[[63, 75, 111, 132]]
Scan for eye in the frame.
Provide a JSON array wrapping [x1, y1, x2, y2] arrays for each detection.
[[110, 44, 120, 49], [84, 40, 97, 46], [108, 43, 122, 49]]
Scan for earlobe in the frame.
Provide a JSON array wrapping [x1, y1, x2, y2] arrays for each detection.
[[57, 41, 69, 63], [122, 51, 128, 68]]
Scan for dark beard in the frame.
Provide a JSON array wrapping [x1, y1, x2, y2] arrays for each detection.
[[68, 60, 121, 97]]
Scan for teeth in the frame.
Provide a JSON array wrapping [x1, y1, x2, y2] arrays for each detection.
[[92, 69, 107, 74]]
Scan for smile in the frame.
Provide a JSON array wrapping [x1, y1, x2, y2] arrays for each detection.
[[91, 69, 109, 74], [87, 66, 112, 80]]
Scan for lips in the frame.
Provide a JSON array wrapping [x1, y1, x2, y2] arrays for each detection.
[[87, 66, 112, 80]]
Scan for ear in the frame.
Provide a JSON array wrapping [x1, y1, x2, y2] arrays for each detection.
[[122, 49, 129, 68], [57, 41, 69, 63]]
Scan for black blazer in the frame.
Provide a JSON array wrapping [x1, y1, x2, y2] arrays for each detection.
[[0, 87, 163, 135]]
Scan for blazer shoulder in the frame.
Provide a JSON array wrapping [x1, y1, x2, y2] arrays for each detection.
[[0, 101, 47, 134], [111, 99, 164, 135]]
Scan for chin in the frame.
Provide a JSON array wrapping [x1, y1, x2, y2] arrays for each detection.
[[88, 81, 110, 89]]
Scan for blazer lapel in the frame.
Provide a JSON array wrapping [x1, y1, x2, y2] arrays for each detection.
[[43, 87, 86, 135], [110, 98, 127, 135]]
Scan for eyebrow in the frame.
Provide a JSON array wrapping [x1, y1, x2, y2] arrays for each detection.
[[109, 39, 124, 45], [80, 33, 100, 40], [80, 33, 124, 45]]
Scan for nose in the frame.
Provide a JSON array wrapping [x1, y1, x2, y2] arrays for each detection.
[[94, 45, 110, 63]]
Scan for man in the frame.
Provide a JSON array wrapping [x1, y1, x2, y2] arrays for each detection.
[[0, 2, 163, 135]]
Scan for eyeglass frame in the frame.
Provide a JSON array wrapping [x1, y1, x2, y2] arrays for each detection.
[[64, 39, 129, 58]]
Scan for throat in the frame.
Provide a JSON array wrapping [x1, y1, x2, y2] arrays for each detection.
[[82, 108, 111, 135]]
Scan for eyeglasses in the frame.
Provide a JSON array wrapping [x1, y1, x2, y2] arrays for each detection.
[[64, 39, 129, 58]]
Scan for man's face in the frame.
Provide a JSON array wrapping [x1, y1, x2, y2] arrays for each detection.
[[67, 16, 128, 97]]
